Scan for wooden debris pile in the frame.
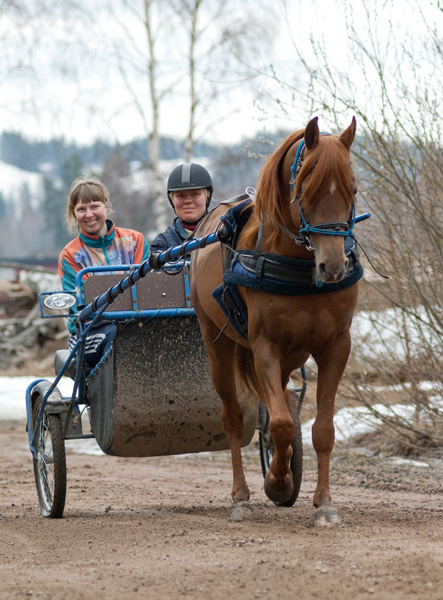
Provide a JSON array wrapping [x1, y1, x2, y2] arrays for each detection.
[[0, 264, 67, 372]]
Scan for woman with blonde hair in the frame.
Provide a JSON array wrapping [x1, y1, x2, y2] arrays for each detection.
[[58, 176, 149, 367]]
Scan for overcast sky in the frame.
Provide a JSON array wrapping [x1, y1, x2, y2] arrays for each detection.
[[0, 0, 439, 146]]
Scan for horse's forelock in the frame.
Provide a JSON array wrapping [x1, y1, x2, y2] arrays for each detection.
[[296, 136, 354, 210]]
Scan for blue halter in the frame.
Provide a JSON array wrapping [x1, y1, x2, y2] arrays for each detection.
[[289, 137, 356, 246]]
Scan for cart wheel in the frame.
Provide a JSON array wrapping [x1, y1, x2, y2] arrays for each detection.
[[32, 396, 67, 518], [259, 406, 303, 507]]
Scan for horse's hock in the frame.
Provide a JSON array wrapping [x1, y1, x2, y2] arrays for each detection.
[[83, 270, 257, 457]]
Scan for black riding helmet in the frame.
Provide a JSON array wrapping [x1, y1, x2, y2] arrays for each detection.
[[167, 163, 213, 211]]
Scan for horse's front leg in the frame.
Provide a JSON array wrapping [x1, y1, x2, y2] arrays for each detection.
[[312, 334, 351, 526], [254, 342, 295, 504]]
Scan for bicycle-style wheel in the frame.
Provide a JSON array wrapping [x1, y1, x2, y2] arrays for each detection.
[[32, 397, 67, 518]]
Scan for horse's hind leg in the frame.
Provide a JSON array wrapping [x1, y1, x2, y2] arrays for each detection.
[[203, 329, 252, 521]]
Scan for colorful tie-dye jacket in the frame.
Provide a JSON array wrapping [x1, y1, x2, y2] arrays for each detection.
[[58, 220, 149, 334]]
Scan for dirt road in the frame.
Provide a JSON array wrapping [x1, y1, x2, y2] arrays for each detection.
[[1, 420, 442, 600]]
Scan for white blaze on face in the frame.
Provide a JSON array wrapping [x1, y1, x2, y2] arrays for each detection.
[[329, 180, 337, 195]]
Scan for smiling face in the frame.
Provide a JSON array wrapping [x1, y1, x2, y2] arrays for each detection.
[[74, 200, 109, 237], [67, 177, 111, 236], [171, 188, 208, 223]]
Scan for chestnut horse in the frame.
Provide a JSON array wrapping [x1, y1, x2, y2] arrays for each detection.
[[190, 117, 359, 526]]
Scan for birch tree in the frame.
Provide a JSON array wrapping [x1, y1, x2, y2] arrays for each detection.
[[90, 0, 276, 235]]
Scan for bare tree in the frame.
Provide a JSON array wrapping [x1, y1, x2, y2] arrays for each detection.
[[166, 0, 276, 162], [263, 0, 443, 452], [1, 0, 278, 238], [0, 1, 45, 120], [0, 1, 91, 131], [79, 0, 277, 235], [104, 0, 170, 234]]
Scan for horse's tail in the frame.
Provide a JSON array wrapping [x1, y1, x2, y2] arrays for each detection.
[[234, 345, 262, 404]]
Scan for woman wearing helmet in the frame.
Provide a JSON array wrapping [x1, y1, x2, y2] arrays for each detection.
[[150, 163, 213, 253]]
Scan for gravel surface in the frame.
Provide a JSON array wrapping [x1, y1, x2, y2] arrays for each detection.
[[1, 420, 442, 600]]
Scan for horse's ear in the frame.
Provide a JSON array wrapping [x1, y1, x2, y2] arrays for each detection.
[[304, 117, 319, 151], [339, 116, 357, 150]]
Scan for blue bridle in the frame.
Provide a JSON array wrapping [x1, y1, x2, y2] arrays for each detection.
[[288, 137, 357, 248]]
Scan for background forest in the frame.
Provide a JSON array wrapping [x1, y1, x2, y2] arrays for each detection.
[[0, 129, 270, 255]]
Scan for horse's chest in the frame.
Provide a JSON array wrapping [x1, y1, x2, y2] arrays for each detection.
[[250, 295, 355, 349]]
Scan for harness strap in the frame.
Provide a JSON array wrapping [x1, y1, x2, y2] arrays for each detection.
[[253, 218, 264, 259], [276, 221, 305, 246], [237, 248, 359, 284], [290, 140, 305, 199], [311, 221, 350, 231], [238, 254, 314, 284]]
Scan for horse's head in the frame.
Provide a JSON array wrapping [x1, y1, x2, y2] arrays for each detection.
[[290, 116, 357, 284]]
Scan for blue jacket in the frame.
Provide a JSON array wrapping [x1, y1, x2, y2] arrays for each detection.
[[150, 218, 190, 253]]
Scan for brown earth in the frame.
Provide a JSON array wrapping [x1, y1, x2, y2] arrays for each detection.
[[1, 419, 442, 600]]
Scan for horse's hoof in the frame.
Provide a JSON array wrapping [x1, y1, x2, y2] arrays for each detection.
[[264, 471, 294, 504], [314, 505, 342, 527], [229, 501, 254, 522]]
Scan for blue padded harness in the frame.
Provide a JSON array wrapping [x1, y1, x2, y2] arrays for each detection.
[[211, 199, 363, 341]]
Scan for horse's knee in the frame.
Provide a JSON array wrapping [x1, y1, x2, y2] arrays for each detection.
[[269, 416, 295, 446]]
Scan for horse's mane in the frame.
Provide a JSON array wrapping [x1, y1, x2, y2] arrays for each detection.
[[241, 129, 354, 249], [241, 129, 304, 248], [255, 129, 304, 222]]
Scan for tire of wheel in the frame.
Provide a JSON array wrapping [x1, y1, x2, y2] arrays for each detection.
[[259, 406, 303, 507], [32, 396, 67, 518]]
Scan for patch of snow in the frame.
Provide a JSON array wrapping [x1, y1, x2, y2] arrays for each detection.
[[301, 400, 443, 447], [351, 305, 443, 363], [0, 160, 44, 212], [0, 376, 103, 455], [386, 457, 429, 468], [0, 376, 74, 420], [1, 376, 441, 456]]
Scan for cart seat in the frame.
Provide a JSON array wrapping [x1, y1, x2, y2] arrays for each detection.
[[82, 268, 188, 312]]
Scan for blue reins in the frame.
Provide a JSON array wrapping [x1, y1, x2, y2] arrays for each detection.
[[290, 139, 306, 196]]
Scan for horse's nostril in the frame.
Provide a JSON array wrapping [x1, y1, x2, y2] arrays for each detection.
[[319, 263, 327, 275]]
